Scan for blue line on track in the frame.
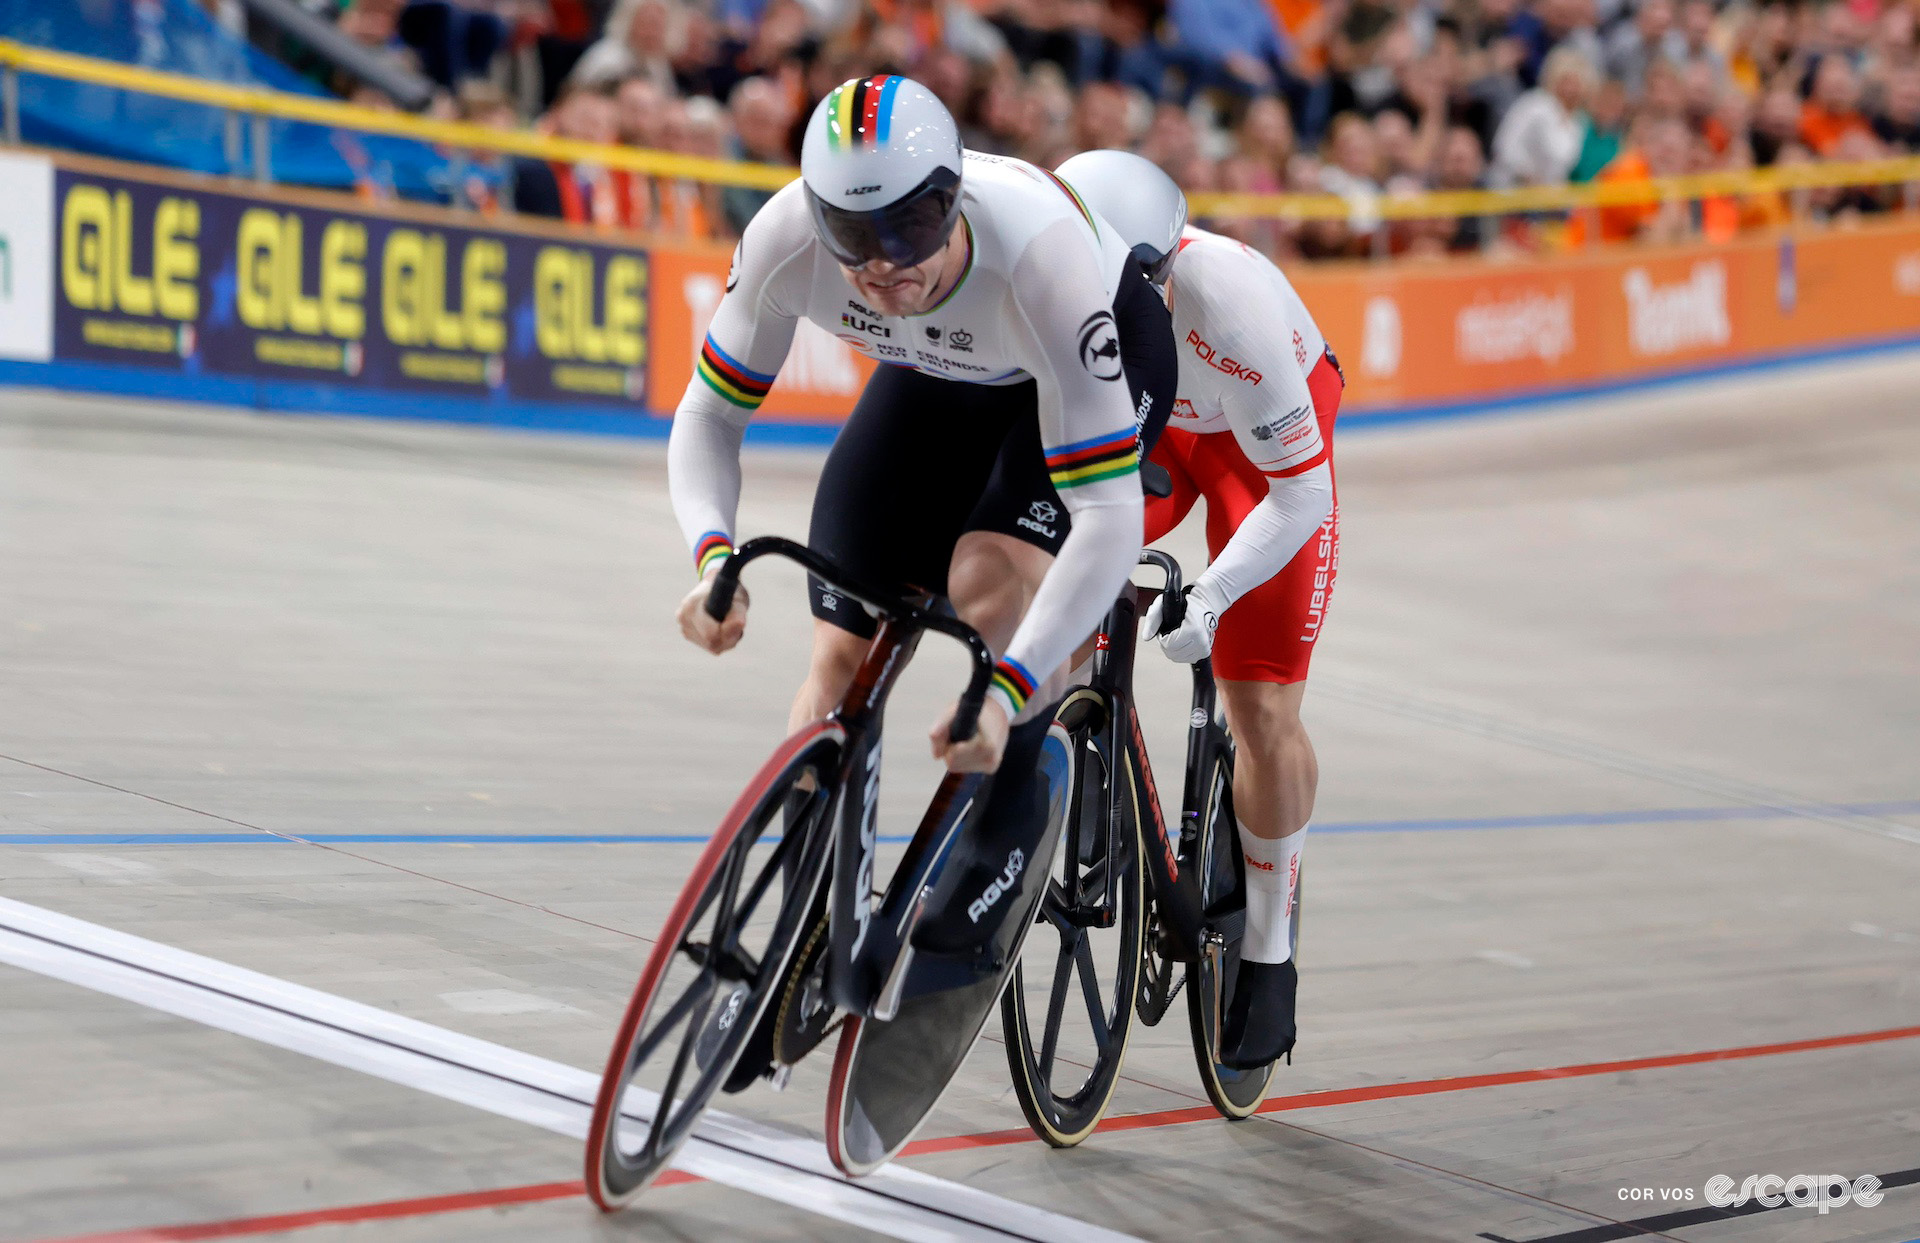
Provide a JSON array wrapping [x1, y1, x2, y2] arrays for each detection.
[[5, 801, 1914, 845]]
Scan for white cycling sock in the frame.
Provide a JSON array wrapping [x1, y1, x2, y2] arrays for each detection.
[[1239, 824, 1303, 964]]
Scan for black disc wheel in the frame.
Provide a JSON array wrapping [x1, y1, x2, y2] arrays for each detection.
[[1000, 690, 1146, 1147], [1184, 745, 1280, 1119], [585, 725, 840, 1210], [826, 722, 1075, 1177]]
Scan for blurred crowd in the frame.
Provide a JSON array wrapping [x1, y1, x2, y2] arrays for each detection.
[[266, 0, 1920, 256]]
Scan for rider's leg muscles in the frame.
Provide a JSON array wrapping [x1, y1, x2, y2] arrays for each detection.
[[1218, 678, 1312, 964], [788, 621, 871, 734], [911, 531, 1064, 954], [1202, 446, 1338, 1067]]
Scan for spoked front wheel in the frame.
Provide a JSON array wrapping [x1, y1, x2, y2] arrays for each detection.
[[1001, 689, 1146, 1146], [585, 724, 842, 1210], [1185, 745, 1281, 1119]]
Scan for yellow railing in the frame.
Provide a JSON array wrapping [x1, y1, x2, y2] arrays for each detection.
[[0, 37, 792, 189], [4, 36, 1920, 220]]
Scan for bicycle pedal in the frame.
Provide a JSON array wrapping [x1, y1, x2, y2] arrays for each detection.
[[769, 1064, 792, 1092]]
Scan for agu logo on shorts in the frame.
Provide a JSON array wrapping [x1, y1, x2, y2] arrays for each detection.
[[1077, 310, 1122, 380]]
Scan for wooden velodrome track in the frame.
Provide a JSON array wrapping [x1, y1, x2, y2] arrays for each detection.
[[1, 352, 1917, 1243]]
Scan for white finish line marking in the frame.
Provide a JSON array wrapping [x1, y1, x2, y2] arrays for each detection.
[[0, 897, 1141, 1243]]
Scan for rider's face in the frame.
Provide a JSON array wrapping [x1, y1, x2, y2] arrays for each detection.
[[838, 226, 965, 316]]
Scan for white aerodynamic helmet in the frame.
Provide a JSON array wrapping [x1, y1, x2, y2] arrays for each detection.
[[801, 75, 964, 269], [1054, 149, 1189, 285]]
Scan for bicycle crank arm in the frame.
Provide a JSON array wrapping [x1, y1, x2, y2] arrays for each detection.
[[1202, 930, 1227, 1064]]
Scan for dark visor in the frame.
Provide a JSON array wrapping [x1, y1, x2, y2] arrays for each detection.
[[1133, 242, 1176, 286], [806, 168, 962, 269]]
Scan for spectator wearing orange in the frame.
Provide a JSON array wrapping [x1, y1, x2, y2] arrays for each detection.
[[1582, 115, 1691, 243], [512, 83, 621, 224], [1799, 54, 1872, 156]]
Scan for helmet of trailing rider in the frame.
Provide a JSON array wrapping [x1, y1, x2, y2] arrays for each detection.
[[1054, 149, 1188, 285], [801, 75, 964, 269]]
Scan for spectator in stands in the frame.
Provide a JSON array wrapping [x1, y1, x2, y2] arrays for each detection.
[[1507, 0, 1602, 87], [1733, 5, 1794, 93], [721, 76, 797, 233], [1590, 114, 1692, 242], [1317, 110, 1385, 252], [1398, 121, 1492, 256], [1490, 45, 1595, 186], [1874, 64, 1920, 152], [512, 82, 620, 221], [1072, 81, 1135, 152], [1570, 75, 1627, 180], [396, 1, 506, 90], [1751, 79, 1803, 164], [1800, 54, 1872, 156], [1166, 0, 1297, 99], [572, 0, 679, 92], [616, 75, 669, 149], [1671, 0, 1727, 84], [1604, 0, 1679, 94], [1231, 94, 1286, 169]]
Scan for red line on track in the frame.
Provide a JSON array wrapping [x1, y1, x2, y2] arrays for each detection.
[[900, 1021, 1920, 1156], [27, 1023, 1920, 1243], [25, 1173, 695, 1243]]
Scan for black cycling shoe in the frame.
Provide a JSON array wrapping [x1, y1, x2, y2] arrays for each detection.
[[1218, 957, 1298, 1070]]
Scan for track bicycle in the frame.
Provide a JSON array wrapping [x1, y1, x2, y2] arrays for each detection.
[[586, 536, 1075, 1208], [1000, 549, 1299, 1143]]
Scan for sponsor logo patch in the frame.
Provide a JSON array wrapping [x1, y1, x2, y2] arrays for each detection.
[[1077, 310, 1122, 380], [966, 849, 1026, 924]]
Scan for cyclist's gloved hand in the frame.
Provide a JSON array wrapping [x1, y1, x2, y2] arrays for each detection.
[[677, 569, 749, 654], [931, 695, 1010, 773], [1142, 578, 1224, 664]]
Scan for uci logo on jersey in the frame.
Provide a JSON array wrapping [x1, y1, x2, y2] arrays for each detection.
[[1077, 311, 1122, 381], [842, 312, 891, 338]]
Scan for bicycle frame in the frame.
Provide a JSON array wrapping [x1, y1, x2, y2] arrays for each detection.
[[704, 537, 996, 1022], [1083, 551, 1214, 963]]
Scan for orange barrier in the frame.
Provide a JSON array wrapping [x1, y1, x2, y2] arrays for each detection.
[[646, 221, 1920, 422], [1289, 222, 1920, 411]]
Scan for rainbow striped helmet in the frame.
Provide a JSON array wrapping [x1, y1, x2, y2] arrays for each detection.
[[801, 75, 963, 268]]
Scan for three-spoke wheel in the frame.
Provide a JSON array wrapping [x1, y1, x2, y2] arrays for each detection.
[[1000, 690, 1147, 1146], [585, 726, 840, 1209]]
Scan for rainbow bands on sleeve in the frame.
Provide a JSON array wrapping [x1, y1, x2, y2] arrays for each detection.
[[1038, 167, 1099, 237], [989, 657, 1038, 716], [694, 531, 733, 577], [1046, 427, 1139, 489], [696, 336, 775, 410]]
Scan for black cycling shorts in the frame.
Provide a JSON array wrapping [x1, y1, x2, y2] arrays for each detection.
[[807, 259, 1176, 636]]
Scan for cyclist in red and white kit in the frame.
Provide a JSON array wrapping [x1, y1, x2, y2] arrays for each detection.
[[1057, 150, 1341, 1070]]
